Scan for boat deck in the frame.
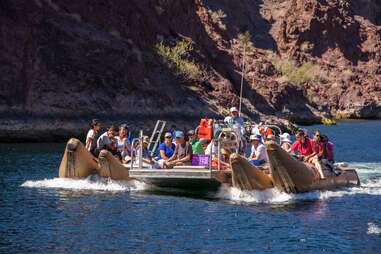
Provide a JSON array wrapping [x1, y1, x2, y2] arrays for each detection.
[[129, 166, 232, 191]]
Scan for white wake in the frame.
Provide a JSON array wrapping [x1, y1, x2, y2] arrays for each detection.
[[21, 162, 381, 204], [21, 175, 148, 192], [368, 223, 381, 235], [217, 162, 381, 204]]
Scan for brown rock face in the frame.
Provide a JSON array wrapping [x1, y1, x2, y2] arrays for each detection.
[[0, 0, 380, 141]]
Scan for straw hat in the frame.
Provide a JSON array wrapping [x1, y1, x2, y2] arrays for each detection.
[[221, 148, 231, 156], [143, 136, 150, 144]]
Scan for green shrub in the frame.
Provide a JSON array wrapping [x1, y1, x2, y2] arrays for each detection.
[[155, 40, 203, 80], [210, 9, 227, 30], [272, 57, 317, 84]]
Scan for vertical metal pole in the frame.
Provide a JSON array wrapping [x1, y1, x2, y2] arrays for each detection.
[[139, 130, 143, 169], [239, 46, 246, 117], [209, 140, 213, 173], [217, 140, 221, 171]]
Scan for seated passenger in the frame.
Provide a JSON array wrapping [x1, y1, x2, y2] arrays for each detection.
[[136, 136, 153, 165], [289, 129, 314, 159], [265, 134, 276, 144], [156, 132, 176, 167], [320, 135, 334, 163], [205, 139, 218, 156], [292, 129, 325, 179], [165, 131, 193, 168], [279, 133, 292, 151], [211, 148, 230, 170], [248, 135, 267, 166], [95, 125, 119, 157], [85, 119, 101, 155], [192, 138, 208, 155], [187, 129, 199, 146], [116, 124, 131, 163]]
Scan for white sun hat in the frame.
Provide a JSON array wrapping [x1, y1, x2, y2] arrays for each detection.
[[279, 133, 292, 143], [230, 107, 238, 113]]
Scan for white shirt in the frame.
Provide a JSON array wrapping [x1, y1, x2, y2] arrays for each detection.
[[205, 141, 218, 155], [86, 129, 95, 151], [251, 144, 267, 162]]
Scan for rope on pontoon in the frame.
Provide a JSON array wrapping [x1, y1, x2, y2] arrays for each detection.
[[67, 149, 75, 177]]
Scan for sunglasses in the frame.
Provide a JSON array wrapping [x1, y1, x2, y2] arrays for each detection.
[[165, 136, 172, 139]]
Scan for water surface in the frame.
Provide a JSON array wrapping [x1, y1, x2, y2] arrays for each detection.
[[1, 121, 381, 253]]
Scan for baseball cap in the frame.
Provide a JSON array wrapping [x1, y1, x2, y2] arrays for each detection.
[[175, 131, 184, 138]]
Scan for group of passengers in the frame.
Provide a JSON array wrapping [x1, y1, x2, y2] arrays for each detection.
[[85, 106, 335, 177], [85, 119, 133, 162]]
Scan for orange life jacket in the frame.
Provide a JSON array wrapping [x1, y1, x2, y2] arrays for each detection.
[[198, 119, 214, 140]]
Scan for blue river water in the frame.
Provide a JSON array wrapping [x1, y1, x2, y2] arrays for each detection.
[[1, 120, 381, 253]]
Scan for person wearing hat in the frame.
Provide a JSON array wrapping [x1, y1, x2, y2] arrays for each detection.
[[187, 129, 199, 146], [166, 131, 193, 168], [279, 133, 292, 151], [248, 134, 267, 166], [157, 132, 176, 163], [224, 106, 244, 126], [210, 147, 231, 170]]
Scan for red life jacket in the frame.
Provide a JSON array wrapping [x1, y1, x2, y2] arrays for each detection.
[[198, 119, 214, 140]]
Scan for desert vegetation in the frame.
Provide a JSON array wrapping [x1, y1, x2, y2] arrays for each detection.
[[155, 39, 204, 80]]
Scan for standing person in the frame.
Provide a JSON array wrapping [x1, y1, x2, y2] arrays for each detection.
[[156, 132, 176, 167], [95, 125, 119, 157], [115, 124, 131, 162], [279, 133, 292, 151], [224, 107, 244, 126], [248, 135, 267, 166], [166, 131, 193, 168], [85, 119, 101, 155]]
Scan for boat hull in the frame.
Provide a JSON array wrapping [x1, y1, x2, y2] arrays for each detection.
[[229, 153, 273, 191], [58, 138, 130, 180], [98, 150, 130, 180], [129, 168, 231, 191], [266, 143, 360, 193], [59, 138, 99, 178]]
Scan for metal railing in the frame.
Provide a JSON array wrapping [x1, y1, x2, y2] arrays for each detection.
[[130, 131, 144, 171]]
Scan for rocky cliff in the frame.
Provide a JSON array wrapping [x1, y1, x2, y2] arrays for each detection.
[[0, 0, 380, 141]]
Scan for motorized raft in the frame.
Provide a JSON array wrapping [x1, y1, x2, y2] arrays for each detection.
[[59, 120, 241, 191], [58, 120, 360, 193]]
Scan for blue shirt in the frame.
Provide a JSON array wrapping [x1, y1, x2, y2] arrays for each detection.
[[157, 142, 176, 160]]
